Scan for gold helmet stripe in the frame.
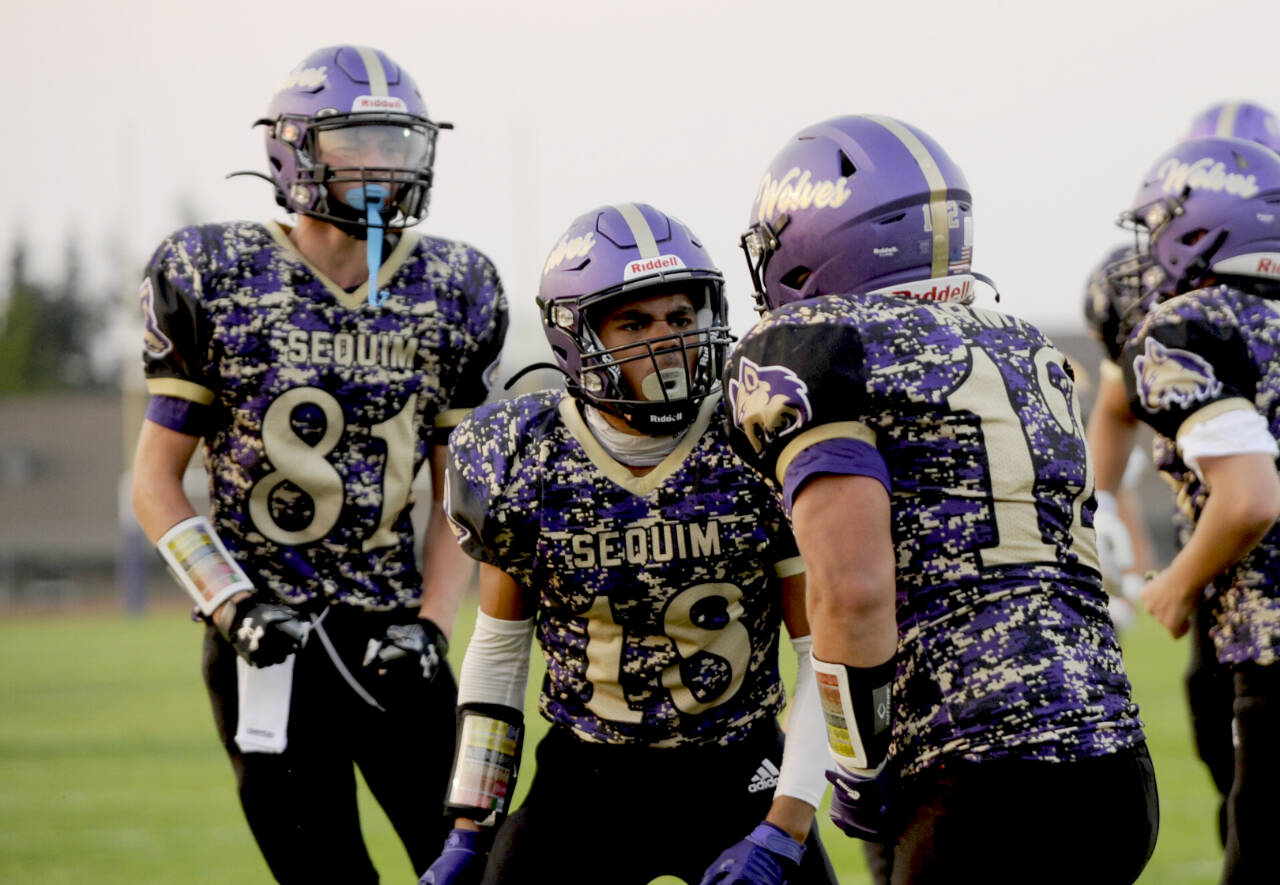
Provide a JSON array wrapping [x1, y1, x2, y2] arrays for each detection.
[[1215, 102, 1241, 137], [614, 203, 661, 259], [355, 46, 389, 96], [863, 115, 951, 278]]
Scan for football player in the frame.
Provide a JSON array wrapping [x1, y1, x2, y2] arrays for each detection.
[[1083, 99, 1280, 843], [725, 115, 1158, 882], [1118, 135, 1280, 883], [129, 45, 507, 884], [422, 203, 838, 885]]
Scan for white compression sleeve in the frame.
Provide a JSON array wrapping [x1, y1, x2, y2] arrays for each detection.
[[775, 635, 832, 809], [456, 610, 536, 710], [1179, 408, 1279, 481]]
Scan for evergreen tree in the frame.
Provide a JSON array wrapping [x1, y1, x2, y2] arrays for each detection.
[[0, 240, 111, 392]]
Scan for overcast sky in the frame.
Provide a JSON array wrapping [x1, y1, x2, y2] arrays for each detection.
[[5, 0, 1279, 378]]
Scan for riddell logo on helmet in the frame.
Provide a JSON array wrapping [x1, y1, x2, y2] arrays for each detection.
[[623, 254, 686, 280], [870, 275, 973, 303], [1211, 253, 1280, 278], [352, 96, 408, 113]]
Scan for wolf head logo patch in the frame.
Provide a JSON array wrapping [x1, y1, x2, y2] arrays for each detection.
[[139, 278, 174, 360], [1134, 337, 1223, 412], [727, 357, 813, 454]]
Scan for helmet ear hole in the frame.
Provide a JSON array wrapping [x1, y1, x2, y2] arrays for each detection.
[[839, 151, 857, 178], [1181, 228, 1208, 246], [779, 266, 813, 290]]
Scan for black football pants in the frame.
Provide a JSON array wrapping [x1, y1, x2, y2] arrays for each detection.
[[890, 743, 1158, 885], [480, 723, 839, 885], [203, 605, 457, 884], [1186, 602, 1235, 846], [1222, 661, 1280, 885]]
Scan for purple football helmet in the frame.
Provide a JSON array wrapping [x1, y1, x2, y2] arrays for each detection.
[[1123, 136, 1280, 296], [256, 45, 451, 234], [537, 203, 731, 434], [1185, 101, 1280, 153], [741, 115, 974, 313]]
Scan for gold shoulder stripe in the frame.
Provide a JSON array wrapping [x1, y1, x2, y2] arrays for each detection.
[[774, 555, 805, 579], [147, 378, 217, 405], [1176, 397, 1256, 442], [434, 407, 472, 429], [775, 421, 877, 486]]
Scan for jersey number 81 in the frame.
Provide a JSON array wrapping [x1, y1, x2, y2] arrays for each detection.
[[248, 387, 418, 550]]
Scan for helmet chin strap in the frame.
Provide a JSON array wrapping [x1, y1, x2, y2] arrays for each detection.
[[345, 184, 391, 306], [583, 405, 686, 466]]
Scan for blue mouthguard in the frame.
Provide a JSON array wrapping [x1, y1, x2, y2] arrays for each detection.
[[346, 184, 390, 307]]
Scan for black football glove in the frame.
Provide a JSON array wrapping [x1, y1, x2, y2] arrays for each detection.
[[223, 601, 311, 668], [363, 619, 448, 684]]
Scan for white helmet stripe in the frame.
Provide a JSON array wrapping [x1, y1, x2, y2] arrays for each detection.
[[864, 115, 951, 278], [1216, 102, 1242, 137], [355, 46, 389, 97], [614, 203, 661, 259]]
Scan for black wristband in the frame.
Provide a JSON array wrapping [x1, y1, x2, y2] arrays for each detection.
[[844, 658, 895, 770], [813, 654, 895, 771], [444, 703, 525, 826]]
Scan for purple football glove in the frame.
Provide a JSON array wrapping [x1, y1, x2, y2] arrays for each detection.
[[698, 822, 805, 885], [419, 828, 484, 885], [826, 764, 895, 842]]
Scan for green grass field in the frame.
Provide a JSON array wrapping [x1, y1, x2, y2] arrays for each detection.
[[0, 600, 1222, 884]]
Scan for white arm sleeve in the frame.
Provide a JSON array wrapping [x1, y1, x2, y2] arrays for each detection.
[[456, 610, 536, 711], [775, 635, 831, 809], [1178, 408, 1279, 482]]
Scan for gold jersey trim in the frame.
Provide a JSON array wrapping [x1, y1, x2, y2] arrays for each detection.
[[774, 555, 805, 579], [1176, 396, 1257, 442], [558, 393, 720, 497], [434, 407, 472, 429], [147, 377, 217, 405], [774, 421, 878, 487], [265, 220, 421, 310]]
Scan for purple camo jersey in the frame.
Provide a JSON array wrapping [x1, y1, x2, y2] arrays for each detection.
[[725, 292, 1145, 778], [446, 391, 798, 747], [139, 221, 506, 610], [1123, 284, 1280, 665]]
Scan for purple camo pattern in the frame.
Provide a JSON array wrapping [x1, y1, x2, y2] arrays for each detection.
[[726, 292, 1145, 778], [140, 220, 506, 611], [1124, 284, 1280, 665], [446, 391, 796, 747]]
